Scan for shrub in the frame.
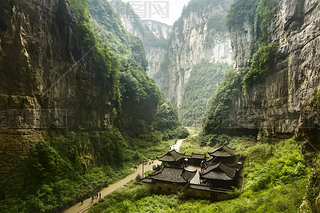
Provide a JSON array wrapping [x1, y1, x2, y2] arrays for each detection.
[[203, 69, 243, 134], [242, 43, 278, 92], [179, 61, 230, 127], [135, 174, 141, 182], [227, 0, 258, 30]]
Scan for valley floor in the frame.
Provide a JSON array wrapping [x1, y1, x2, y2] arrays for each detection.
[[66, 136, 189, 213], [64, 161, 159, 213], [89, 135, 310, 213]]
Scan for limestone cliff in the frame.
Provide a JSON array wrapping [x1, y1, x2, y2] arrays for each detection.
[[0, 0, 115, 176], [205, 0, 320, 137], [110, 0, 234, 108], [109, 0, 171, 83], [204, 0, 320, 210], [162, 0, 234, 107], [0, 0, 177, 179], [141, 20, 171, 40]]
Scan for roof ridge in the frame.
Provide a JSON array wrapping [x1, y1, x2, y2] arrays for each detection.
[[169, 151, 178, 161], [202, 162, 221, 175], [219, 163, 237, 178], [223, 144, 236, 150], [181, 168, 197, 181]]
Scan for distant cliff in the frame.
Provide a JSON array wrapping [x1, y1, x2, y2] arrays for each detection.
[[110, 0, 234, 108], [109, 0, 171, 83], [203, 0, 320, 210], [162, 0, 234, 107]]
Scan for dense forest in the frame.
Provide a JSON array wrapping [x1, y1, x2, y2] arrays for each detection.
[[179, 61, 230, 127]]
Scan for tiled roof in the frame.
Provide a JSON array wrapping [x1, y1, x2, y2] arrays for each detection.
[[191, 153, 206, 159], [143, 166, 196, 184], [188, 184, 230, 194], [158, 150, 188, 162], [209, 145, 236, 157], [201, 163, 237, 181], [207, 155, 240, 167], [182, 169, 197, 181]]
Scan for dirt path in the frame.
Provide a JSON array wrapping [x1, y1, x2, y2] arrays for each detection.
[[186, 127, 199, 138], [170, 139, 184, 151], [63, 160, 160, 213], [64, 128, 191, 213]]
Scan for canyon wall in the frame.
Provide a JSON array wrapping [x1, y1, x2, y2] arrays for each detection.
[[0, 0, 175, 179], [0, 0, 113, 176], [204, 0, 320, 210], [110, 0, 234, 107], [109, 0, 171, 83], [205, 0, 320, 137], [163, 0, 234, 107]]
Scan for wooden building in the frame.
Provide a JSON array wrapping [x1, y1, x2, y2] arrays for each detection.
[[184, 184, 230, 200], [158, 150, 188, 167], [143, 145, 243, 200], [142, 166, 196, 194], [142, 166, 232, 200], [200, 162, 239, 189], [188, 153, 206, 166], [207, 145, 241, 168]]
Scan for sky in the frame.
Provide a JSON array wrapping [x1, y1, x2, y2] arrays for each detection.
[[122, 0, 191, 25]]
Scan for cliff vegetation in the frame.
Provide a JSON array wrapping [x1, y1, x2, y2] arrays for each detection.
[[179, 61, 230, 127], [203, 70, 243, 135], [0, 0, 185, 212]]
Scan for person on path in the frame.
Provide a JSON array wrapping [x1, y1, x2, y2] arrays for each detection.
[[91, 195, 94, 202], [81, 198, 83, 205], [200, 160, 205, 173], [99, 193, 101, 199]]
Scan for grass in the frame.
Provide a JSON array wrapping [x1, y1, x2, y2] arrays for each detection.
[[90, 137, 310, 213], [137, 139, 175, 160], [0, 135, 173, 213], [179, 136, 213, 155]]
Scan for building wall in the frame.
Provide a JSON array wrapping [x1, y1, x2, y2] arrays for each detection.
[[151, 182, 185, 194], [147, 182, 229, 200]]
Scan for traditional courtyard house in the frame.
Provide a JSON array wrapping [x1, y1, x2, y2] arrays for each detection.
[[142, 165, 233, 200], [142, 166, 196, 194], [208, 145, 241, 168], [188, 153, 206, 166], [158, 150, 189, 167], [200, 162, 239, 189], [142, 146, 243, 200]]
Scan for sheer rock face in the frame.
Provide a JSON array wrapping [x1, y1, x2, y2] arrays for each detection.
[[0, 0, 114, 129], [165, 6, 233, 107], [110, 0, 233, 107], [296, 91, 320, 212], [109, 0, 172, 86], [0, 0, 113, 176], [141, 20, 171, 40], [140, 20, 171, 82], [228, 0, 320, 136], [229, 1, 320, 208]]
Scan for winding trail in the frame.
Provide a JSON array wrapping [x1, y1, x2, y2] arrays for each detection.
[[64, 131, 190, 213], [63, 161, 160, 213], [171, 139, 184, 151]]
